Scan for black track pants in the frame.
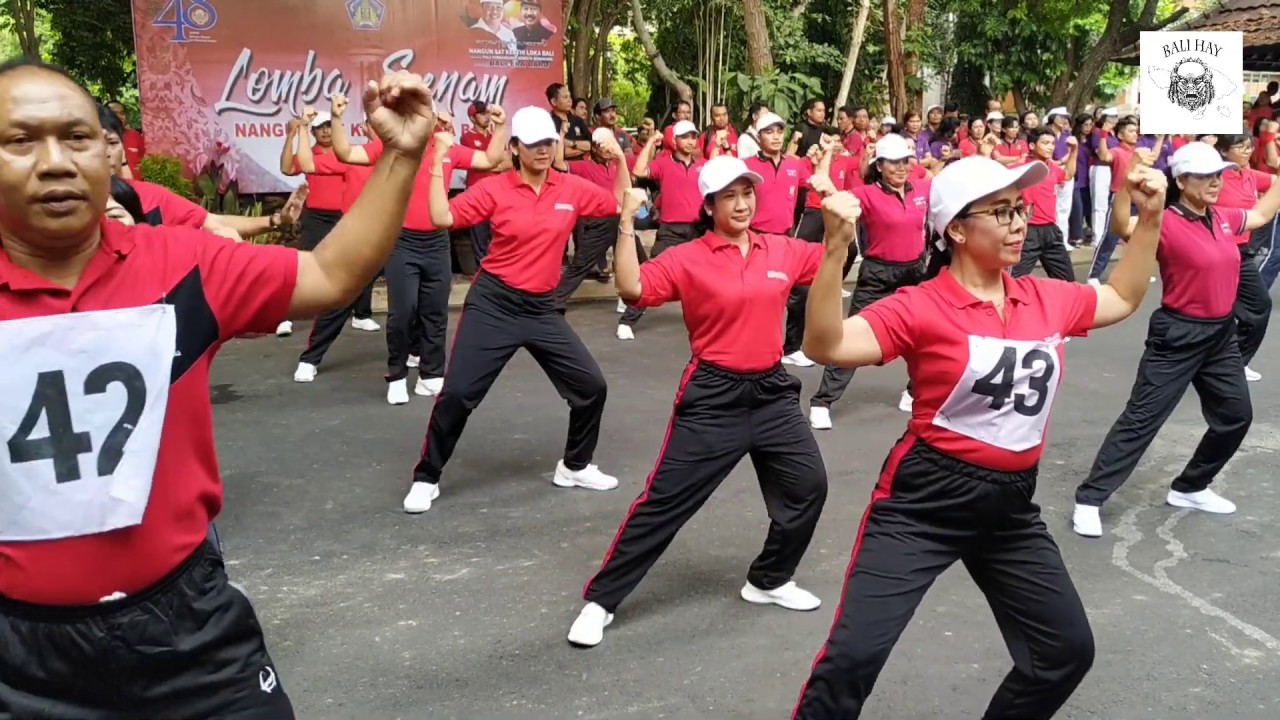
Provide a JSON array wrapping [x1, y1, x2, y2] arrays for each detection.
[[583, 361, 827, 613], [385, 229, 451, 382], [298, 278, 377, 367], [554, 217, 621, 307], [794, 438, 1094, 720], [1011, 224, 1076, 282], [1233, 249, 1271, 366]]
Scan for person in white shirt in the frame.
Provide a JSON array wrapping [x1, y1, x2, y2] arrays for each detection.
[[471, 0, 516, 49]]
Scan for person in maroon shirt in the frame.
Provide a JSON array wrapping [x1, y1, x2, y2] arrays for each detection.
[[1087, 115, 1139, 283], [1072, 143, 1280, 538], [568, 157, 831, 648], [617, 120, 706, 339], [1001, 127, 1078, 281], [331, 94, 508, 404], [461, 100, 505, 263], [0, 60, 435, 718], [702, 102, 738, 159], [792, 156, 1169, 719], [745, 111, 813, 234], [405, 107, 627, 514]]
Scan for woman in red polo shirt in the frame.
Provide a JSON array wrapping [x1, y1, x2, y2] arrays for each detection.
[[807, 134, 932, 430], [1072, 142, 1280, 538], [1215, 134, 1276, 381], [567, 156, 831, 648], [406, 107, 629, 514], [793, 156, 1169, 719]]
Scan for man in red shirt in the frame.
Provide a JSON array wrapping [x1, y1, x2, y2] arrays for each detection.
[[1087, 116, 1139, 284], [1007, 127, 1078, 281], [702, 102, 739, 159], [460, 100, 505, 263], [107, 100, 144, 179], [0, 59, 434, 718]]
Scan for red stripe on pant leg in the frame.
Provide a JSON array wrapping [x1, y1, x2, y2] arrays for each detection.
[[582, 358, 701, 599], [790, 433, 918, 720], [410, 274, 474, 478]]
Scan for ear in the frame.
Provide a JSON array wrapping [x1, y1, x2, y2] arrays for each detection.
[[945, 221, 966, 245]]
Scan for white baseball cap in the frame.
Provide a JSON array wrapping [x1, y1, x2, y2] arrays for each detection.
[[754, 112, 785, 132], [986, 111, 1005, 122], [1046, 106, 1069, 119], [1169, 142, 1236, 178], [1100, 107, 1119, 117], [874, 134, 914, 161], [671, 120, 699, 137], [697, 155, 764, 197], [881, 116, 896, 126], [928, 156, 1048, 235], [310, 111, 332, 128], [511, 106, 559, 145], [927, 104, 943, 113]]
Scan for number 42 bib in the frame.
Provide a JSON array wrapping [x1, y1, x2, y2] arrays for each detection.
[[0, 305, 175, 541], [932, 335, 1060, 452]]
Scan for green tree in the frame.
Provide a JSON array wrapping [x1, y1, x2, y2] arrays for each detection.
[[40, 0, 137, 101]]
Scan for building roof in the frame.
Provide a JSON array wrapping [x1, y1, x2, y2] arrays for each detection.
[[1114, 0, 1280, 70]]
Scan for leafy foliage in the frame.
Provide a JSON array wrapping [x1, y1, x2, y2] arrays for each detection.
[[39, 0, 138, 101], [725, 69, 824, 122], [137, 155, 191, 198]]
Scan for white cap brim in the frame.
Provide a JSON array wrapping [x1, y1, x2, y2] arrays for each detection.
[[311, 112, 332, 127], [1046, 106, 1068, 118], [671, 120, 699, 137], [701, 169, 764, 196], [514, 129, 559, 144], [929, 159, 1049, 233], [754, 112, 785, 132], [1173, 158, 1237, 177]]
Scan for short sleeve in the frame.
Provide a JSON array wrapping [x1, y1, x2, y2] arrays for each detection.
[[1111, 150, 1131, 187], [447, 144, 475, 172], [857, 290, 917, 365], [154, 185, 209, 228], [1049, 278, 1099, 337], [1220, 207, 1249, 236], [636, 249, 681, 307], [1051, 163, 1067, 185], [1251, 169, 1274, 193], [363, 139, 385, 164], [449, 182, 497, 230], [786, 236, 823, 285], [572, 176, 619, 219], [187, 229, 299, 339], [301, 151, 347, 176], [796, 158, 814, 183]]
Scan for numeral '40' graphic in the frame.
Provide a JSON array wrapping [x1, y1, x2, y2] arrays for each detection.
[[6, 363, 147, 484], [153, 0, 218, 42]]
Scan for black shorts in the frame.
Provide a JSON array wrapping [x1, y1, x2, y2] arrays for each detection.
[[0, 542, 294, 720]]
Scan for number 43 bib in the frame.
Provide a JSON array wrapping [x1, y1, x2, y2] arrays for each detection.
[[0, 305, 175, 541], [932, 335, 1060, 452]]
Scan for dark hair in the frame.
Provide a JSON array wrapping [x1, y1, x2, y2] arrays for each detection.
[[572, 96, 587, 109], [544, 83, 565, 102], [1214, 134, 1251, 155], [1001, 117, 1020, 131], [1072, 113, 1093, 136], [108, 175, 146, 224], [1164, 168, 1182, 207], [837, 104, 855, 118], [1253, 114, 1271, 137], [943, 101, 959, 113], [748, 102, 767, 120], [802, 97, 825, 115], [901, 110, 920, 126], [696, 197, 715, 235], [1027, 127, 1055, 145], [935, 117, 960, 143], [967, 116, 986, 136], [96, 102, 124, 138], [1019, 110, 1038, 125], [1115, 117, 1138, 136]]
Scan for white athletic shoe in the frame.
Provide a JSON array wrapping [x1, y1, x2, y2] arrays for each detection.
[[616, 324, 635, 341], [407, 354, 420, 368], [387, 379, 410, 405], [1167, 488, 1236, 514], [740, 581, 821, 611], [841, 289, 852, 299], [1087, 278, 1101, 288], [898, 390, 913, 413], [415, 377, 444, 396], [351, 317, 381, 332], [616, 298, 627, 313], [275, 321, 293, 337], [782, 351, 815, 367], [1072, 504, 1103, 538], [402, 482, 441, 513], [1245, 366, 1261, 382], [553, 461, 618, 491], [809, 406, 832, 430], [293, 362, 317, 383], [567, 602, 614, 647]]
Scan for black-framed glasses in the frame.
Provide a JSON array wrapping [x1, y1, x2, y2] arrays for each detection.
[[959, 204, 1029, 226]]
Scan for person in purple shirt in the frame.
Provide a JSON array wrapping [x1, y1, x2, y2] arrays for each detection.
[[1069, 113, 1095, 246], [927, 117, 961, 166], [1046, 106, 1074, 242], [1136, 134, 1172, 172], [1087, 108, 1120, 246]]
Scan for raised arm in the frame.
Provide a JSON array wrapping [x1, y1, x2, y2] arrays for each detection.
[[1091, 166, 1166, 329], [468, 105, 510, 172], [630, 134, 662, 178], [280, 119, 302, 175], [328, 93, 371, 165], [1245, 168, 1280, 231], [613, 189, 647, 301], [802, 192, 885, 368]]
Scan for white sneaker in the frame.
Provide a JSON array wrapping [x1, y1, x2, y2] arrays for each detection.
[[841, 289, 852, 299], [407, 354, 420, 368], [616, 324, 635, 341], [553, 460, 618, 490], [275, 321, 293, 337], [402, 482, 440, 513], [293, 362, 317, 383], [809, 406, 832, 430], [415, 377, 444, 396], [898, 390, 913, 413], [351, 317, 380, 332], [1245, 366, 1261, 382], [1167, 488, 1236, 514], [782, 351, 815, 367], [567, 602, 614, 647], [387, 379, 410, 405], [1072, 504, 1103, 537], [740, 581, 821, 611], [616, 298, 627, 313], [1086, 278, 1101, 288]]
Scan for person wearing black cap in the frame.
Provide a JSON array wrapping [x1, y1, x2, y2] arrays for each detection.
[[593, 98, 637, 155], [514, 0, 554, 45]]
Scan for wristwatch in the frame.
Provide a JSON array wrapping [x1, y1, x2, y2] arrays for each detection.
[[269, 211, 282, 228]]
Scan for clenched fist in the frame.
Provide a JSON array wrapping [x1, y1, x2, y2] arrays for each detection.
[[820, 192, 862, 251], [1127, 165, 1167, 214], [363, 72, 436, 158]]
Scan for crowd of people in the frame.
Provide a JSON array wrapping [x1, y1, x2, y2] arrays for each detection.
[[2, 52, 1280, 718]]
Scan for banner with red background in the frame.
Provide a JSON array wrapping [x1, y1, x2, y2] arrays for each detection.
[[131, 0, 565, 193]]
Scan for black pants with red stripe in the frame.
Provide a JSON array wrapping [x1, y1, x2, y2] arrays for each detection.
[[811, 257, 924, 408], [412, 272, 607, 484], [783, 209, 858, 355], [554, 216, 621, 308], [1074, 309, 1251, 507], [297, 278, 377, 367], [1011, 224, 1076, 282], [582, 362, 827, 613], [620, 221, 702, 327], [794, 438, 1093, 720]]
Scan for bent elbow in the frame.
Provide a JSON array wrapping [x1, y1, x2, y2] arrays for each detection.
[[618, 283, 642, 304], [801, 338, 835, 366]]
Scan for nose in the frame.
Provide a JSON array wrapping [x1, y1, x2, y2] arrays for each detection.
[[36, 137, 76, 176]]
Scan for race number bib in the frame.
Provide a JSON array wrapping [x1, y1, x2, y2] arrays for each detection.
[[0, 305, 175, 541], [932, 335, 1059, 452]]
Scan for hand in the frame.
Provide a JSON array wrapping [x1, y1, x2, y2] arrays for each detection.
[[1127, 165, 1167, 214], [621, 188, 648, 217], [646, 133, 661, 146], [281, 185, 306, 226], [715, 129, 727, 141], [1133, 148, 1157, 167], [330, 93, 349, 118], [791, 131, 803, 144], [302, 106, 317, 124], [487, 105, 506, 125], [806, 144, 823, 163], [940, 145, 953, 160], [363, 73, 435, 157], [820, 192, 861, 251], [287, 117, 303, 132], [432, 130, 454, 160], [1066, 135, 1079, 148]]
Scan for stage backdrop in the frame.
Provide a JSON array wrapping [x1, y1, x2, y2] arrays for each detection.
[[131, 0, 565, 193]]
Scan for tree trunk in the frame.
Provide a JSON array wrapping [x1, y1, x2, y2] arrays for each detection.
[[629, 0, 693, 103], [5, 0, 40, 58], [902, 0, 926, 111], [588, 8, 616, 100], [882, 0, 908, 117], [1064, 0, 1188, 112], [835, 0, 873, 108], [1047, 38, 1080, 108], [1011, 87, 1028, 116], [742, 0, 774, 74], [569, 0, 598, 99]]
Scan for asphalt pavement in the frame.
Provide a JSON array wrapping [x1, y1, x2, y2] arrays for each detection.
[[211, 289, 1280, 720]]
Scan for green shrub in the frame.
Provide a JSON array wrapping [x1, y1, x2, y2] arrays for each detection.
[[137, 155, 193, 198]]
